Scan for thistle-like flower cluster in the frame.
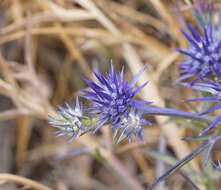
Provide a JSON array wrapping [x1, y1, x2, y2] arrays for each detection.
[[49, 64, 202, 143], [49, 65, 155, 143], [83, 65, 152, 142]]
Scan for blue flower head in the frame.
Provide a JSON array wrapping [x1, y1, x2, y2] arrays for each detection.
[[176, 22, 221, 83], [49, 97, 86, 142], [83, 64, 151, 141], [49, 64, 206, 143], [83, 64, 203, 143]]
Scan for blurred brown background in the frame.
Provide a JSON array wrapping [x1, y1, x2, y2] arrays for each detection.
[[0, 0, 220, 190]]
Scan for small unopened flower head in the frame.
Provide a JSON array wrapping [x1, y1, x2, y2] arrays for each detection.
[[49, 97, 85, 142], [111, 108, 152, 143], [213, 160, 221, 172], [176, 23, 221, 83], [83, 64, 150, 133]]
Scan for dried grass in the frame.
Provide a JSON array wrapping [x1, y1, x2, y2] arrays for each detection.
[[0, 0, 216, 190]]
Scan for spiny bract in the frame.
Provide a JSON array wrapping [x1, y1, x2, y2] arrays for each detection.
[[181, 80, 221, 136]]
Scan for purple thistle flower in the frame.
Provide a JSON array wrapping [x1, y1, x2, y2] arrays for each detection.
[[83, 64, 208, 142], [48, 97, 86, 142], [83, 64, 150, 134], [176, 23, 221, 83]]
